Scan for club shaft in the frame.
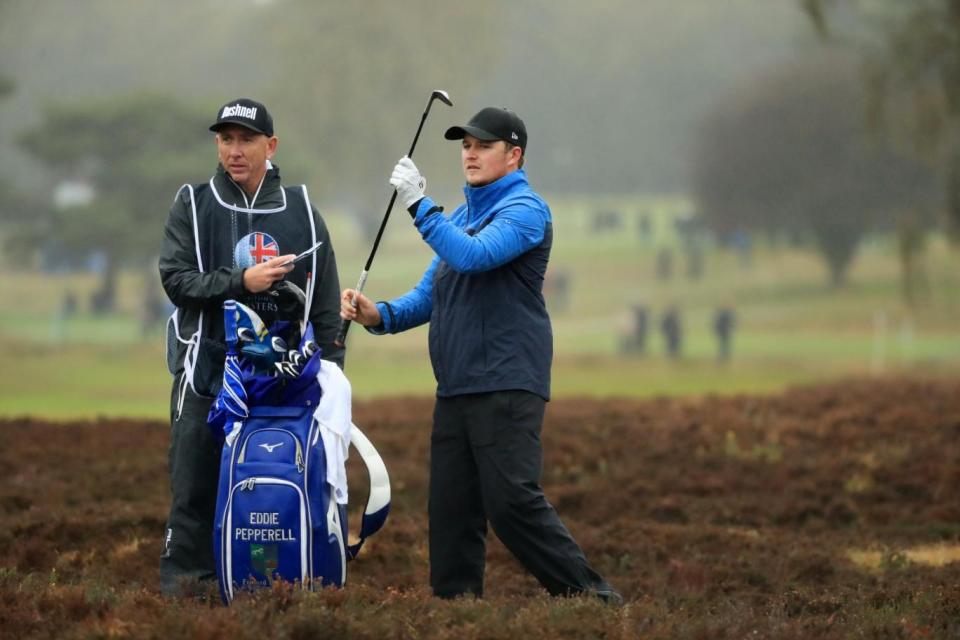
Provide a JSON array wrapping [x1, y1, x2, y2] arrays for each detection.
[[335, 93, 448, 348]]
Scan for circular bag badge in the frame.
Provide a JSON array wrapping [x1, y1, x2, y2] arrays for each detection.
[[235, 232, 280, 268]]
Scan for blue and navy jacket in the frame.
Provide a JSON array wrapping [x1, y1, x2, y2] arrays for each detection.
[[370, 169, 553, 400]]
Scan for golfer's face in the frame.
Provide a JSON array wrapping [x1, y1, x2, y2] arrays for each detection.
[[215, 125, 277, 195], [461, 135, 516, 187]]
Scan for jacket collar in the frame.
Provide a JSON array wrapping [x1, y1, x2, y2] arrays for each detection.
[[210, 161, 287, 213], [463, 169, 528, 215]]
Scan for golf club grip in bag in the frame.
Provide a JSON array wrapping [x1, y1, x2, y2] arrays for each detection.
[[335, 319, 351, 347]]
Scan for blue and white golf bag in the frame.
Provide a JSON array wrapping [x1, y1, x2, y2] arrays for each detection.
[[209, 299, 390, 604]]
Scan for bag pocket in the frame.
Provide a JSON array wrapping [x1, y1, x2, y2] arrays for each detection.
[[221, 478, 309, 601], [238, 428, 305, 472]]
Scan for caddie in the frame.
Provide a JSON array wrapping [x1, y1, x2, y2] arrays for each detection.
[[158, 97, 344, 597], [340, 106, 621, 604]]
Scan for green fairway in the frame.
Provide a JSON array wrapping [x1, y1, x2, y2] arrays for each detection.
[[2, 194, 959, 419]]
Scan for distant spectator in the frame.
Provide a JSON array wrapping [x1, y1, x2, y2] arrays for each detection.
[[52, 290, 78, 344], [661, 306, 682, 359], [637, 212, 652, 240], [62, 290, 78, 317], [713, 305, 736, 362], [619, 304, 649, 356], [89, 277, 115, 315]]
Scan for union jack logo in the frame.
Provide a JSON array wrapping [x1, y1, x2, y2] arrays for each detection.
[[234, 232, 280, 268]]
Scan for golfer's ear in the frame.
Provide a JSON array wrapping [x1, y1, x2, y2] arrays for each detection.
[[508, 144, 522, 167]]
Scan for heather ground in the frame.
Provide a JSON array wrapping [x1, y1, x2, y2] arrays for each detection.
[[2, 377, 959, 638]]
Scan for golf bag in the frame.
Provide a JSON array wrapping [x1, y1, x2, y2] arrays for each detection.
[[209, 299, 390, 604]]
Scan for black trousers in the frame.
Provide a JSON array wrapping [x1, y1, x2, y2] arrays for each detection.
[[159, 376, 222, 596], [429, 390, 608, 598]]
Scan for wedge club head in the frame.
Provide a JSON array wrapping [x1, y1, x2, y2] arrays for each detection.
[[430, 89, 453, 107], [301, 340, 318, 358]]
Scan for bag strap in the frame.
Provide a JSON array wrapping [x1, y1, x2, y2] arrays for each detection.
[[346, 424, 391, 560]]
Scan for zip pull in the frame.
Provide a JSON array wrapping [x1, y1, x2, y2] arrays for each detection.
[[242, 478, 257, 491], [296, 450, 305, 474]]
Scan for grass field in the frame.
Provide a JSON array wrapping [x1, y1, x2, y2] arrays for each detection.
[[2, 194, 959, 419]]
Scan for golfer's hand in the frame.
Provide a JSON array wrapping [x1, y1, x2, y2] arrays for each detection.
[[390, 156, 426, 210], [243, 255, 295, 293], [340, 289, 382, 327]]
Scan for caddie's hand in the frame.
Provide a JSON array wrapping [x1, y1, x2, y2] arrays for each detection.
[[390, 156, 426, 210], [243, 255, 295, 293], [340, 289, 382, 327]]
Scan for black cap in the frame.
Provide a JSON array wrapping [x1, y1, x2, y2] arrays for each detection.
[[209, 98, 274, 136], [445, 107, 527, 151]]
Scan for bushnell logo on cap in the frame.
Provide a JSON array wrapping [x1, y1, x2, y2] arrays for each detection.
[[221, 103, 258, 120], [210, 98, 274, 137]]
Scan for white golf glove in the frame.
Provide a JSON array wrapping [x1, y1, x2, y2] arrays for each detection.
[[390, 156, 426, 210]]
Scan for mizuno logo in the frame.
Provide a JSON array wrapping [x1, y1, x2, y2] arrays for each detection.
[[259, 442, 285, 453], [222, 104, 258, 120]]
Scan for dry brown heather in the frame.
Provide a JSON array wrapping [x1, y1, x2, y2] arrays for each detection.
[[2, 378, 960, 639]]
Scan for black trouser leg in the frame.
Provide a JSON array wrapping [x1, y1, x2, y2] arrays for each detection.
[[160, 377, 222, 596], [429, 397, 488, 597], [472, 391, 607, 596]]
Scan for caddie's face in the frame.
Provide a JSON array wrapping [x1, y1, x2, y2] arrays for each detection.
[[461, 135, 521, 187], [215, 125, 278, 195]]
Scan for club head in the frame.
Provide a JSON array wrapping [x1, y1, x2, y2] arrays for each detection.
[[301, 340, 318, 358], [237, 327, 256, 343], [273, 280, 307, 319], [271, 336, 288, 353], [430, 90, 453, 107], [234, 301, 267, 340]]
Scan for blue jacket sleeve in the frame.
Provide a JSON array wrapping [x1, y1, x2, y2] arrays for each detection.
[[366, 255, 439, 334], [412, 196, 546, 274]]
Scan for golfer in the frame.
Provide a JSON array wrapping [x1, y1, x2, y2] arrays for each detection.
[[159, 98, 343, 596], [341, 106, 621, 604]]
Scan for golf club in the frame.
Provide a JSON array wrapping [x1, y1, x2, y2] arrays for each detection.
[[335, 89, 453, 347]]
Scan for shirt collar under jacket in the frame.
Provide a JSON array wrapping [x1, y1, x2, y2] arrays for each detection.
[[462, 169, 529, 218], [211, 161, 287, 214]]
